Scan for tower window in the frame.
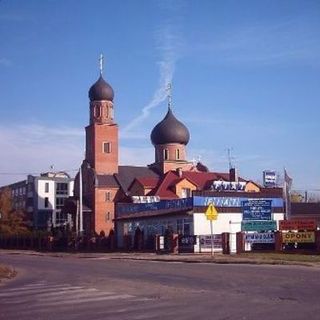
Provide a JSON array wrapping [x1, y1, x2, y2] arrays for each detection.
[[105, 191, 111, 202], [45, 182, 49, 193], [106, 212, 111, 221], [103, 142, 112, 153], [44, 197, 49, 208], [176, 149, 180, 160], [94, 105, 101, 118], [164, 149, 169, 160]]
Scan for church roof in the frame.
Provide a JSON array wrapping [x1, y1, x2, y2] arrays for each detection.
[[115, 166, 160, 194], [88, 75, 114, 102], [96, 175, 119, 187], [150, 108, 190, 145]]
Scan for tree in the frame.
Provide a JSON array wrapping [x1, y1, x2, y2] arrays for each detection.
[[290, 191, 304, 203], [0, 187, 29, 235]]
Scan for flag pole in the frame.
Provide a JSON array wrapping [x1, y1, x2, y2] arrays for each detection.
[[210, 220, 214, 257]]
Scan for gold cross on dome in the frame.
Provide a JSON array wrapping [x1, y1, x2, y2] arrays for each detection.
[[99, 53, 104, 75]]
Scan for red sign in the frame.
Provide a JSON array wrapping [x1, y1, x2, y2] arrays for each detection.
[[279, 219, 316, 231]]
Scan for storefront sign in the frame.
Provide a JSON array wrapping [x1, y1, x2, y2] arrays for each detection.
[[199, 235, 222, 249], [282, 231, 315, 243], [194, 196, 283, 208], [210, 181, 247, 191], [241, 220, 277, 232], [282, 232, 315, 243], [245, 233, 275, 243], [279, 220, 316, 231], [242, 200, 272, 221], [117, 197, 193, 217]]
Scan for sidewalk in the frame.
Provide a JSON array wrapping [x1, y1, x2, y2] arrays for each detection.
[[1, 249, 320, 267]]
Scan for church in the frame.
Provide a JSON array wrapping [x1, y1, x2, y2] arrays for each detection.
[[69, 58, 284, 251]]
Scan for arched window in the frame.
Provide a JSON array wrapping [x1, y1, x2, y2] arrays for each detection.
[[94, 105, 101, 118], [176, 149, 180, 160], [164, 149, 169, 160]]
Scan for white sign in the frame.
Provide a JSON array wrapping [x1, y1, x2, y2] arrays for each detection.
[[211, 181, 246, 191], [131, 196, 160, 203], [263, 170, 277, 187], [245, 232, 275, 244]]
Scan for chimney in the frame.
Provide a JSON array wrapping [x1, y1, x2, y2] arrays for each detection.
[[229, 168, 238, 182], [176, 167, 183, 177]]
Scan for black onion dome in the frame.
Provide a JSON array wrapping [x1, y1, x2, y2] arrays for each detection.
[[89, 75, 114, 102], [151, 108, 190, 145]]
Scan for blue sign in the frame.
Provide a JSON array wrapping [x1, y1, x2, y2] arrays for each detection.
[[242, 200, 272, 221], [193, 196, 283, 208], [117, 197, 193, 217], [245, 232, 275, 244]]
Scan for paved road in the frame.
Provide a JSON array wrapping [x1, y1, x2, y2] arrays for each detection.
[[1, 253, 320, 320]]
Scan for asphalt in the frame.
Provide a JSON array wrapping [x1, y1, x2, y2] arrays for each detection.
[[1, 249, 320, 267]]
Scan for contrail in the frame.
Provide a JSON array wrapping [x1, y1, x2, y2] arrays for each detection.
[[122, 22, 181, 136]]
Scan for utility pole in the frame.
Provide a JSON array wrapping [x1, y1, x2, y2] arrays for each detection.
[[79, 167, 83, 234]]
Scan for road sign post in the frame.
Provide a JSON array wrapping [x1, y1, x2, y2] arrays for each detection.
[[205, 204, 218, 257]]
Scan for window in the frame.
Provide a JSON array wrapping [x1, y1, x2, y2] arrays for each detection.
[[56, 197, 65, 209], [56, 183, 68, 195], [176, 149, 180, 160], [56, 212, 68, 225], [176, 218, 193, 235], [177, 219, 183, 234], [106, 212, 111, 221], [181, 188, 191, 198], [45, 182, 49, 193], [163, 149, 169, 160], [94, 105, 101, 118], [105, 191, 111, 202], [103, 142, 111, 153], [44, 197, 49, 208]]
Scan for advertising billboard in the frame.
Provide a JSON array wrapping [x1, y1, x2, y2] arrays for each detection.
[[241, 220, 277, 232], [279, 219, 316, 231], [263, 170, 277, 188], [242, 200, 272, 221], [282, 232, 315, 243], [245, 232, 275, 244]]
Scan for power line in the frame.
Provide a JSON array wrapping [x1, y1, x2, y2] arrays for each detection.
[[0, 168, 79, 176]]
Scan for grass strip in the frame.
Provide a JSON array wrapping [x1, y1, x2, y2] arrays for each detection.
[[0, 264, 16, 281]]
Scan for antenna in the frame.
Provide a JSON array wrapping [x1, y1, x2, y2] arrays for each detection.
[[99, 53, 104, 75], [227, 148, 234, 170], [166, 83, 172, 109]]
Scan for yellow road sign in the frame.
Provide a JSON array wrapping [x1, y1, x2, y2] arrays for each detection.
[[205, 203, 218, 221]]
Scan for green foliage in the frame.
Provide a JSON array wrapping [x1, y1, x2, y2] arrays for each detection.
[[0, 187, 29, 235]]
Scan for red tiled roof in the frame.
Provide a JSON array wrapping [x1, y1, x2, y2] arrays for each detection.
[[148, 171, 179, 199], [149, 170, 240, 199], [135, 177, 159, 188], [181, 171, 229, 189]]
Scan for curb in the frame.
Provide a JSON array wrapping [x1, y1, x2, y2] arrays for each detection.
[[1, 250, 319, 268]]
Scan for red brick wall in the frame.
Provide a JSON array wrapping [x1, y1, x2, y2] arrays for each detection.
[[85, 123, 119, 174], [93, 187, 118, 235]]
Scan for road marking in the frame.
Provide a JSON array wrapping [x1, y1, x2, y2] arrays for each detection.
[[30, 293, 134, 307], [2, 283, 72, 293], [1, 288, 104, 304], [0, 285, 84, 297]]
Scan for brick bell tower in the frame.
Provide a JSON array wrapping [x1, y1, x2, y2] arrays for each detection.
[[83, 54, 119, 235], [85, 55, 118, 174]]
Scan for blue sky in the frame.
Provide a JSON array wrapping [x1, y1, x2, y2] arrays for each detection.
[[0, 0, 319, 190]]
